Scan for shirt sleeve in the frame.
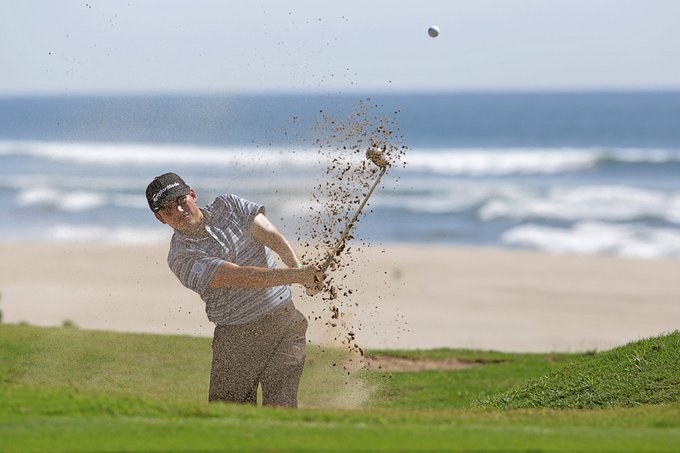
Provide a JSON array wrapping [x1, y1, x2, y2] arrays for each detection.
[[168, 249, 223, 296], [221, 194, 265, 232]]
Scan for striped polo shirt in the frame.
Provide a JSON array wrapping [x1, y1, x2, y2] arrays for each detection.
[[167, 194, 291, 325]]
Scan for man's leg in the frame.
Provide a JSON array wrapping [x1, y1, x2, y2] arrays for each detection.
[[260, 307, 308, 407], [208, 324, 262, 404]]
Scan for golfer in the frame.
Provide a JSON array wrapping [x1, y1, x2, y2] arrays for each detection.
[[146, 172, 324, 407]]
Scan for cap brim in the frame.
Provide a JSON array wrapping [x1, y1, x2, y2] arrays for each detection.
[[154, 185, 190, 211]]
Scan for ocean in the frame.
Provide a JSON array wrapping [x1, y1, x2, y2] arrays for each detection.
[[1, 92, 680, 260]]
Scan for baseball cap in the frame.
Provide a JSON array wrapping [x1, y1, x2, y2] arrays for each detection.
[[145, 173, 191, 213]]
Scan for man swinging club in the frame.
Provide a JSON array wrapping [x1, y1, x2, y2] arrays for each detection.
[[146, 173, 325, 407]]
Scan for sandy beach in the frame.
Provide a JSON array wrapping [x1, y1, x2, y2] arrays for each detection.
[[1, 242, 678, 352]]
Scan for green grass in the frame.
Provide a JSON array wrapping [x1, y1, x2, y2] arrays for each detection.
[[0, 324, 212, 402], [363, 349, 580, 409], [480, 330, 680, 409], [1, 324, 679, 452]]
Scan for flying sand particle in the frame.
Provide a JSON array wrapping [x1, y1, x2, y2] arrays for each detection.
[[295, 98, 408, 357]]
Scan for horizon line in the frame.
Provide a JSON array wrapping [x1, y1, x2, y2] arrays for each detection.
[[2, 87, 680, 99]]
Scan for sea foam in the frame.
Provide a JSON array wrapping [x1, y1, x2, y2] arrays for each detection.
[[502, 222, 680, 259], [17, 188, 107, 212], [406, 149, 598, 175], [479, 185, 680, 224], [46, 224, 171, 244], [0, 140, 324, 169], [2, 140, 680, 176]]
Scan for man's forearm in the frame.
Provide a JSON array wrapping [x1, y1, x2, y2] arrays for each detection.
[[207, 262, 303, 290]]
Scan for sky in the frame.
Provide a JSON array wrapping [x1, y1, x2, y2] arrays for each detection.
[[1, 0, 679, 95]]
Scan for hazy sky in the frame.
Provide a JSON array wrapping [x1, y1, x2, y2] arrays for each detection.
[[2, 0, 679, 95]]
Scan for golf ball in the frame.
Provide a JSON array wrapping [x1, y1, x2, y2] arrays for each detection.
[[428, 26, 439, 38]]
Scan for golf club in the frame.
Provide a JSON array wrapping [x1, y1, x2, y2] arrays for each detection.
[[306, 145, 390, 295]]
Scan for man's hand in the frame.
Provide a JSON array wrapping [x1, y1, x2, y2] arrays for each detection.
[[299, 264, 326, 296]]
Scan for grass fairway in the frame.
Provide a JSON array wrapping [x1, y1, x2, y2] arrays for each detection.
[[1, 324, 679, 452]]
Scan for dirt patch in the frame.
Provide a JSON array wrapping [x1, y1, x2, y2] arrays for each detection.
[[363, 356, 492, 372]]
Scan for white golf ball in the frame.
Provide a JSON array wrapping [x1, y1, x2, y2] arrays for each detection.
[[428, 26, 439, 38]]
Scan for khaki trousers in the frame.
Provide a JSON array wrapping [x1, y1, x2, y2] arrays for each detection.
[[208, 300, 307, 407]]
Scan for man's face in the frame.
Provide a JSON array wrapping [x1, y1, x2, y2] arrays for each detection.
[[154, 188, 203, 234]]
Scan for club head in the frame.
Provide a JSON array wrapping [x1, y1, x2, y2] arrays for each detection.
[[366, 146, 390, 169]]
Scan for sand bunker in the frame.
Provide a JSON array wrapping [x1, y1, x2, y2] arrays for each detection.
[[363, 356, 496, 372]]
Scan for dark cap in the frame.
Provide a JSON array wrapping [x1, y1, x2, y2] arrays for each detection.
[[145, 173, 190, 213]]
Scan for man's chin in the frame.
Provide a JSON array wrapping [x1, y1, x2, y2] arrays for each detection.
[[175, 221, 202, 235]]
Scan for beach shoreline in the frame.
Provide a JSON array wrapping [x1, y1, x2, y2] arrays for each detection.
[[1, 242, 678, 353]]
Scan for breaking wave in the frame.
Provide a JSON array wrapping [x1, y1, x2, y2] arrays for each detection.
[[2, 140, 680, 176], [502, 222, 680, 260]]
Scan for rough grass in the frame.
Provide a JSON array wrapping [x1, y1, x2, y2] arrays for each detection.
[[479, 330, 680, 409]]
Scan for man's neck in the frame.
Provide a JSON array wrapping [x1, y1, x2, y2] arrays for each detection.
[[177, 210, 207, 237]]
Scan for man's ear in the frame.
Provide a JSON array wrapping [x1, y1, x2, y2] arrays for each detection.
[[154, 212, 166, 224]]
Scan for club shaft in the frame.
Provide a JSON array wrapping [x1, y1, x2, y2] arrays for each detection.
[[320, 167, 387, 271]]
